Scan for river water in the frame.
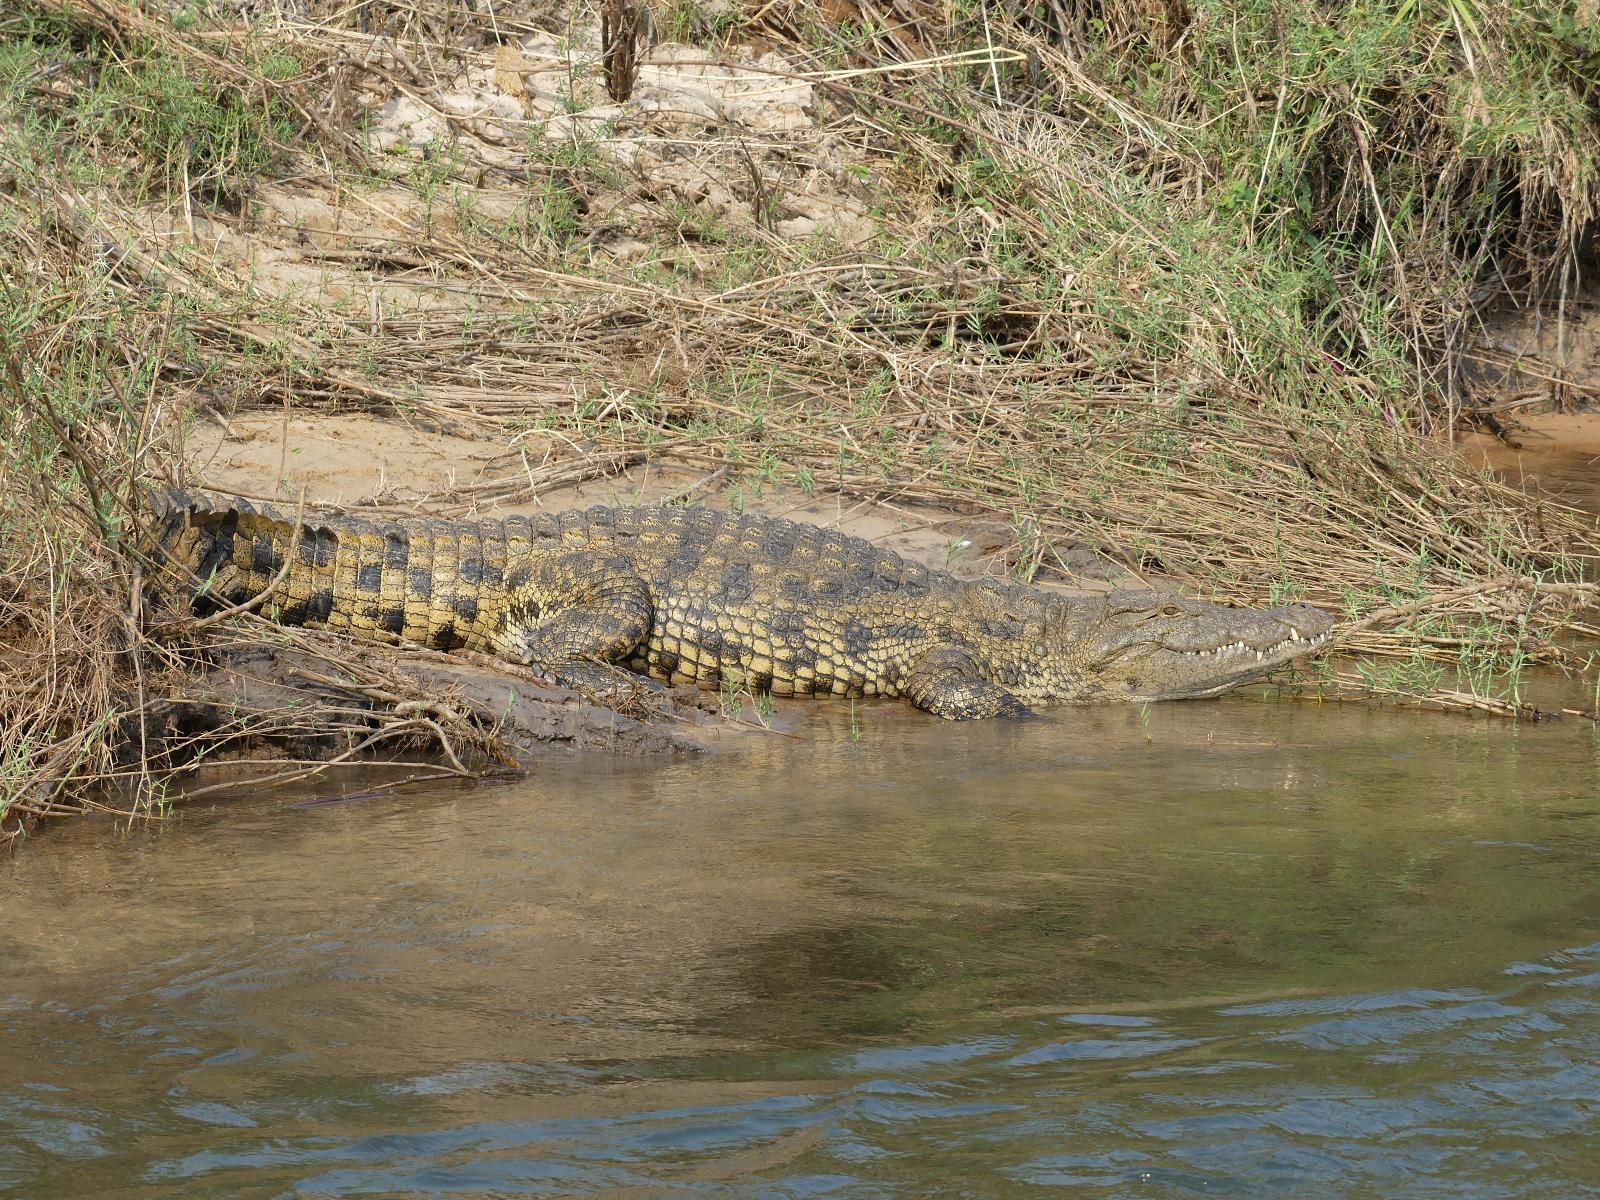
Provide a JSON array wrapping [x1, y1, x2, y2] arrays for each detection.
[[4, 698, 1600, 1197]]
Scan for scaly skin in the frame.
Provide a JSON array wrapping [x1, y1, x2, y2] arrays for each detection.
[[145, 490, 1335, 719]]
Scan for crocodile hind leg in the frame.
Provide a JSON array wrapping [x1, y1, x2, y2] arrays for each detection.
[[492, 552, 656, 694], [902, 647, 1031, 720]]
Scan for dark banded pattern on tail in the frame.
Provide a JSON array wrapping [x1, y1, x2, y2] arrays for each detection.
[[147, 490, 524, 652]]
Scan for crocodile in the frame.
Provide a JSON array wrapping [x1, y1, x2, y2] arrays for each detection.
[[144, 490, 1334, 720]]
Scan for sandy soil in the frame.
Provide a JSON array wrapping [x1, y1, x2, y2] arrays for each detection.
[[1457, 287, 1600, 515], [132, 7, 1126, 592], [1458, 413, 1600, 514], [184, 411, 1130, 588]]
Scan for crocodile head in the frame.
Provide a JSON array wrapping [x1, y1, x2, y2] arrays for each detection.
[[1051, 589, 1335, 702]]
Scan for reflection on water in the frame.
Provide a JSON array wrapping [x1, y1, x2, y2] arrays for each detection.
[[3, 699, 1599, 1197]]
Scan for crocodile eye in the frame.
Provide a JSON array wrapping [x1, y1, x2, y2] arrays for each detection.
[[1160, 603, 1182, 617]]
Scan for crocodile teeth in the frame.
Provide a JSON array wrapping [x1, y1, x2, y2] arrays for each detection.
[[1179, 631, 1333, 659]]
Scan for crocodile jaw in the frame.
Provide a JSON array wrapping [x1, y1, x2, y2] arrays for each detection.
[[1050, 594, 1336, 703], [1130, 625, 1335, 699]]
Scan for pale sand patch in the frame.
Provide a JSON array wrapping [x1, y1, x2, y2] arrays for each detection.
[[185, 411, 1126, 591], [1459, 412, 1600, 514]]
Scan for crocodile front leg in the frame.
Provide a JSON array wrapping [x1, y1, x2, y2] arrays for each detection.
[[901, 646, 1031, 720], [493, 552, 655, 692]]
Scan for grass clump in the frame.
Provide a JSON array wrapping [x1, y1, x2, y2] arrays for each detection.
[[3, 3, 304, 203]]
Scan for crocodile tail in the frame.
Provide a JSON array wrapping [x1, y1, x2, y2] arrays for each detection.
[[140, 487, 199, 571], [141, 491, 501, 652], [141, 489, 263, 599]]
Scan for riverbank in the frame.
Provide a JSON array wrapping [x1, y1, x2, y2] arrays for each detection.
[[4, 0, 1600, 835]]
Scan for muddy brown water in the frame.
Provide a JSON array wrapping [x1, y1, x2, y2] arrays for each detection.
[[4, 697, 1600, 1198]]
